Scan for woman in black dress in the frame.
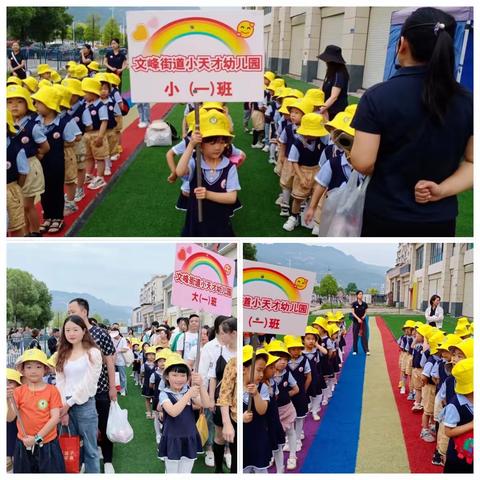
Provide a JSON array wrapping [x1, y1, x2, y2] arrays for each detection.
[[9, 42, 27, 80]]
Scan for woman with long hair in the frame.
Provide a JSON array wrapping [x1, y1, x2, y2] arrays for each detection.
[[110, 327, 129, 396], [425, 294, 444, 328], [55, 315, 102, 473]]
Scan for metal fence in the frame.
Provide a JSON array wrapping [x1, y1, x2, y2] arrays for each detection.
[[6, 334, 50, 368]]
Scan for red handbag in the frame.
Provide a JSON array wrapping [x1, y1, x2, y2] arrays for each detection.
[[58, 426, 81, 473]]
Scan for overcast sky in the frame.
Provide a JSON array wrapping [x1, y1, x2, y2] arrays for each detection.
[[318, 243, 398, 267]]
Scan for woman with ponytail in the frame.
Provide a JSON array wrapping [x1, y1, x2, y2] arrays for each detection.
[[351, 7, 473, 237]]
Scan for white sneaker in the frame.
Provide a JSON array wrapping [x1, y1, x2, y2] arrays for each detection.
[[74, 188, 85, 202], [138, 122, 147, 128], [88, 177, 107, 190], [420, 429, 436, 443], [80, 463, 85, 473], [280, 205, 290, 217], [156, 434, 161, 444], [321, 398, 328, 406], [205, 450, 214, 467], [286, 457, 297, 470], [400, 386, 406, 394], [85, 173, 95, 184], [312, 412, 321, 421], [262, 145, 270, 152], [63, 201, 78, 216], [251, 142, 263, 149], [283, 443, 290, 452], [97, 446, 103, 460], [224, 452, 232, 469], [296, 440, 302, 451], [312, 224, 319, 236], [104, 462, 115, 474], [283, 215, 299, 232], [104, 167, 112, 176], [120, 391, 126, 396], [275, 194, 283, 206], [366, 352, 371, 356], [268, 157, 276, 164], [352, 352, 357, 356], [110, 154, 120, 161]]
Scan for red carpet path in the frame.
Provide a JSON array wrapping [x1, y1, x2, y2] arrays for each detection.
[[377, 316, 443, 473], [33, 103, 173, 237]]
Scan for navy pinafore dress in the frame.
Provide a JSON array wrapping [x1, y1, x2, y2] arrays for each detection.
[[266, 380, 285, 452], [288, 356, 309, 418], [276, 370, 291, 408], [151, 370, 162, 410], [142, 362, 156, 397], [319, 337, 333, 377]]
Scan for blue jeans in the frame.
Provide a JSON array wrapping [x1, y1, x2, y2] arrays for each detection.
[[137, 103, 151, 124], [67, 397, 99, 473], [116, 365, 127, 393]]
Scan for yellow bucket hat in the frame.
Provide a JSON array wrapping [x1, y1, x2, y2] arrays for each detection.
[[81, 77, 101, 96], [7, 76, 22, 86], [47, 352, 58, 368], [325, 311, 336, 322], [274, 87, 289, 99], [202, 101, 225, 112], [6, 85, 36, 112], [72, 64, 88, 80], [312, 316, 328, 331], [155, 348, 171, 361], [284, 335, 304, 350], [266, 77, 285, 92], [266, 352, 280, 368], [297, 112, 329, 137], [88, 61, 101, 71], [38, 79, 53, 89], [288, 98, 314, 115], [429, 332, 446, 355], [199, 109, 233, 138], [66, 60, 77, 69], [7, 368, 22, 385], [94, 72, 111, 84], [469, 323, 474, 335], [264, 71, 276, 82], [454, 324, 471, 338], [328, 324, 340, 337], [304, 88, 325, 107], [31, 85, 61, 113], [186, 108, 208, 132], [62, 78, 85, 97], [326, 111, 355, 137], [37, 63, 52, 75], [455, 317, 470, 328], [415, 323, 432, 339], [290, 88, 304, 99], [7, 110, 17, 134], [452, 357, 473, 395], [450, 337, 474, 359], [335, 311, 344, 321], [266, 339, 291, 358], [278, 97, 297, 114], [22, 76, 39, 93], [107, 73, 121, 86], [145, 346, 157, 356], [344, 104, 358, 116], [50, 71, 62, 84], [53, 84, 72, 109], [164, 353, 190, 372], [402, 319, 416, 329], [16, 348, 50, 368], [304, 325, 320, 337], [437, 334, 462, 352], [242, 344, 269, 364]]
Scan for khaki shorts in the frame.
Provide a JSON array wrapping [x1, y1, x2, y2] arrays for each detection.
[[437, 422, 449, 456], [292, 165, 319, 200], [433, 395, 443, 421], [405, 354, 413, 376], [398, 351, 406, 370], [114, 115, 123, 134], [64, 145, 77, 184], [22, 156, 45, 198], [421, 383, 436, 415], [7, 182, 25, 232], [74, 136, 87, 170], [106, 129, 117, 157], [84, 131, 109, 162], [280, 159, 294, 190], [412, 368, 423, 390], [251, 110, 265, 131]]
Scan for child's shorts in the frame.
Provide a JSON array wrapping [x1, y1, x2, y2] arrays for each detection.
[[433, 393, 443, 421], [64, 145, 77, 184], [280, 159, 294, 190], [412, 367, 423, 390], [13, 437, 65, 473], [84, 131, 109, 162], [437, 422, 449, 456], [74, 136, 87, 170], [292, 165, 319, 200], [114, 115, 123, 134], [251, 110, 265, 131], [405, 354, 413, 376], [398, 351, 406, 370], [22, 156, 45, 198], [7, 182, 25, 232], [421, 383, 436, 415], [106, 129, 117, 156]]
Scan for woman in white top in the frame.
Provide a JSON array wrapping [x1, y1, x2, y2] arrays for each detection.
[[110, 327, 129, 396], [425, 294, 444, 329], [56, 315, 102, 473]]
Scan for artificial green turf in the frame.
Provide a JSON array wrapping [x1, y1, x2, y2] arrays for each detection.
[[78, 74, 472, 237], [378, 314, 457, 340], [112, 367, 214, 473]]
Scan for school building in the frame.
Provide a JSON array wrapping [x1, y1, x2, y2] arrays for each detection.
[[385, 243, 474, 318], [131, 243, 237, 329], [260, 6, 401, 92]]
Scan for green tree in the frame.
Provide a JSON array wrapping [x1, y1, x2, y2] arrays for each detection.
[[7, 268, 52, 329], [346, 282, 358, 294], [318, 274, 339, 303], [7, 7, 35, 40], [85, 14, 102, 44], [91, 313, 104, 324], [243, 243, 257, 261], [28, 8, 73, 46], [367, 288, 379, 295], [102, 17, 122, 46], [74, 23, 87, 43]]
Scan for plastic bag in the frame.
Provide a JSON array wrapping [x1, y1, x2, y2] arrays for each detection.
[[317, 172, 370, 237], [144, 120, 172, 147], [122, 348, 134, 367], [106, 401, 134, 443], [196, 410, 209, 446]]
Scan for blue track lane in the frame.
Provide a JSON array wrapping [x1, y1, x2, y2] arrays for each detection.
[[300, 353, 367, 473]]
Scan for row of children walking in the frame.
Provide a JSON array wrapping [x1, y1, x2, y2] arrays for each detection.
[[396, 316, 474, 472], [6, 62, 125, 237], [243, 311, 347, 473]]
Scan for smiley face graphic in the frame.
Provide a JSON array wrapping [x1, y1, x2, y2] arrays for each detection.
[[295, 277, 308, 290], [236, 20, 255, 38]]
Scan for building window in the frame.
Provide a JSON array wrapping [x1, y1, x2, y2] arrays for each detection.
[[430, 243, 443, 265], [415, 246, 424, 270], [264, 7, 272, 14], [466, 243, 473, 250]]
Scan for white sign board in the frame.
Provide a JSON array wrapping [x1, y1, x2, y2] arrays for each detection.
[[243, 260, 316, 336], [126, 9, 264, 102]]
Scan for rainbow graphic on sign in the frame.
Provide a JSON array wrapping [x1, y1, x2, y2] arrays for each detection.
[[143, 17, 251, 55], [182, 252, 229, 285], [243, 267, 301, 301]]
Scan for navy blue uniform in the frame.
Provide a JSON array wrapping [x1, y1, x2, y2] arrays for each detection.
[[142, 362, 156, 397], [288, 356, 310, 418]]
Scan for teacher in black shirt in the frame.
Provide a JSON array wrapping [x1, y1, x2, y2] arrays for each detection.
[[351, 290, 370, 356], [104, 38, 128, 92], [9, 41, 27, 80]]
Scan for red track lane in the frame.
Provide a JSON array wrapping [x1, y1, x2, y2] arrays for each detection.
[[377, 316, 443, 473], [32, 102, 173, 237]]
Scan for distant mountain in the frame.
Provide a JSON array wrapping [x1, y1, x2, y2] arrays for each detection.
[[51, 290, 132, 324], [254, 244, 388, 292]]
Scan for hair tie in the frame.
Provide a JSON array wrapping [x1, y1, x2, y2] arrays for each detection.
[[434, 22, 445, 35]]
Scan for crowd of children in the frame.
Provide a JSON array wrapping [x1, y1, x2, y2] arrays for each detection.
[[396, 316, 474, 472], [6, 62, 124, 236], [242, 310, 347, 473]]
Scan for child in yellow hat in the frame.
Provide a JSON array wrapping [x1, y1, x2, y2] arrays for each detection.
[[132, 340, 142, 386], [37, 63, 52, 81], [7, 368, 23, 471], [176, 109, 241, 236], [410, 323, 430, 412], [397, 320, 415, 394], [263, 78, 286, 159], [151, 349, 168, 444], [7, 350, 65, 472], [141, 347, 157, 419], [107, 73, 124, 160], [312, 317, 336, 405]]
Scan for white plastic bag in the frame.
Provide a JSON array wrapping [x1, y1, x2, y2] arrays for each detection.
[[317, 172, 371, 237], [106, 402, 134, 443], [122, 348, 134, 367], [144, 120, 172, 147]]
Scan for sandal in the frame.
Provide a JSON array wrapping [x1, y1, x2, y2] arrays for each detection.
[[39, 219, 52, 233], [48, 219, 64, 234]]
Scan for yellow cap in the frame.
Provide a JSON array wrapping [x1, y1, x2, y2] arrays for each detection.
[[81, 78, 101, 96], [145, 346, 157, 356], [290, 88, 304, 99], [22, 76, 39, 93], [288, 98, 314, 115], [415, 323, 433, 339], [185, 108, 208, 132], [429, 331, 446, 355], [278, 97, 297, 114], [284, 335, 304, 350], [266, 77, 285, 92], [38, 79, 53, 89], [335, 311, 344, 321], [328, 324, 340, 337], [199, 109, 233, 138], [452, 357, 473, 395], [7, 368, 22, 385], [202, 101, 225, 112], [62, 78, 85, 97], [66, 61, 77, 69], [266, 352, 280, 367], [88, 61, 101, 71], [344, 104, 358, 116], [107, 73, 121, 86], [304, 88, 325, 107], [304, 325, 320, 337], [94, 72, 111, 84], [31, 86, 61, 113], [72, 64, 88, 80], [437, 334, 462, 352], [7, 76, 22, 86], [53, 84, 72, 109], [402, 319, 416, 329], [47, 352, 58, 368], [265, 339, 291, 358], [297, 112, 329, 137], [242, 344, 269, 364], [6, 85, 35, 112], [37, 63, 52, 75], [325, 311, 335, 322], [7, 110, 17, 134], [50, 71, 62, 84], [155, 348, 171, 361], [326, 111, 355, 137], [454, 324, 471, 338], [16, 348, 50, 368], [164, 353, 190, 372], [456, 317, 470, 328], [312, 316, 328, 331], [450, 337, 474, 359], [264, 71, 276, 82]]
